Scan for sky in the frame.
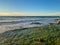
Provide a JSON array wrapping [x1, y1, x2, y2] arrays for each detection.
[[0, 0, 60, 16]]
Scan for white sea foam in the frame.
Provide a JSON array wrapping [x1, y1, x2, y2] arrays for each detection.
[[0, 17, 60, 33]]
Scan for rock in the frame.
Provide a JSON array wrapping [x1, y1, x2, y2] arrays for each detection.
[[56, 19, 60, 24], [48, 23, 54, 26], [30, 22, 42, 25]]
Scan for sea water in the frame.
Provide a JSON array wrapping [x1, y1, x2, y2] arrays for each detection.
[[0, 16, 60, 33]]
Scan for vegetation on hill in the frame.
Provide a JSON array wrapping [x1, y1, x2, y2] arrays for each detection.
[[0, 24, 60, 45]]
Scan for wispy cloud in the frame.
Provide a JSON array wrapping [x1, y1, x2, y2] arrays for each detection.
[[0, 12, 60, 16]]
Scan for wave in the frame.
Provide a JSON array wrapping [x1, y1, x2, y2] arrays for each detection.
[[0, 16, 60, 33]]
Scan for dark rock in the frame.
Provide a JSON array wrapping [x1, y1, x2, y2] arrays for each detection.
[[30, 22, 42, 25]]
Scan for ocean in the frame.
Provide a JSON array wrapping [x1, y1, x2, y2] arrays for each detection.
[[0, 16, 60, 33]]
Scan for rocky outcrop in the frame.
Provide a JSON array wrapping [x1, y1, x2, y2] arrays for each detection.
[[56, 19, 60, 24]]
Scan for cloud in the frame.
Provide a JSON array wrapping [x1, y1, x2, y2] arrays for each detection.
[[0, 12, 60, 16]]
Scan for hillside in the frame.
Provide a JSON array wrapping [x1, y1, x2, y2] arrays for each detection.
[[0, 24, 60, 45]]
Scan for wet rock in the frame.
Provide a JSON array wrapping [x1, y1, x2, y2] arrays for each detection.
[[30, 22, 42, 25]]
